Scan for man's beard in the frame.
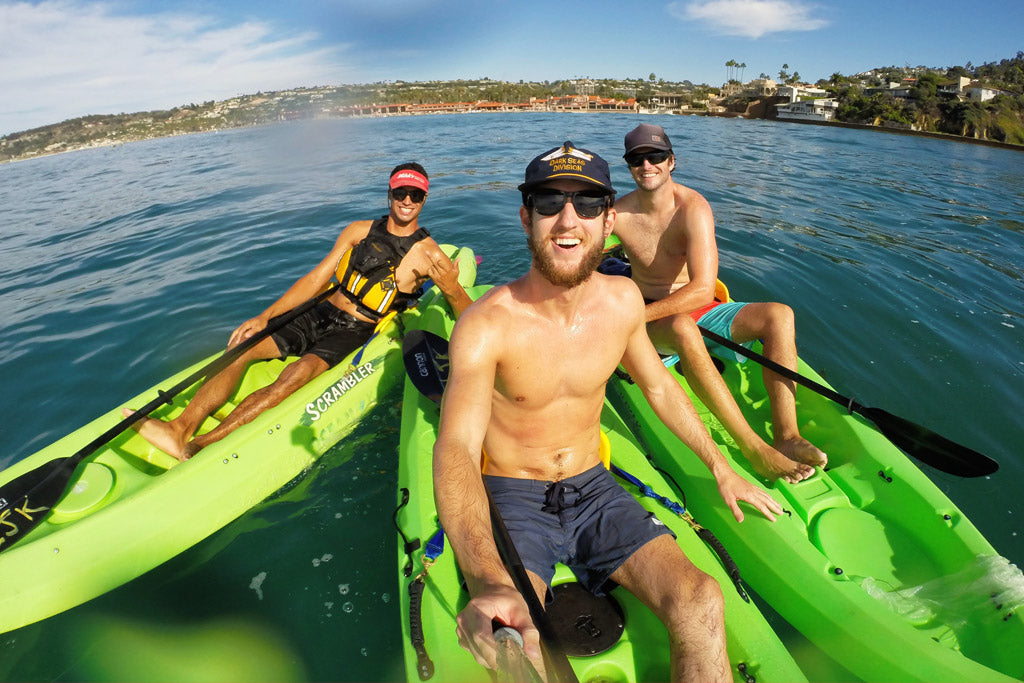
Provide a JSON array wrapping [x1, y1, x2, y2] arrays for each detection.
[[526, 231, 605, 289]]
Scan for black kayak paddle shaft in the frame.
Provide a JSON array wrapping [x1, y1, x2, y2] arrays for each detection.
[[0, 284, 340, 553], [697, 325, 998, 478]]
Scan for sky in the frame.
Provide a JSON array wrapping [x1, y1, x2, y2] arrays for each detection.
[[2, 0, 1022, 136]]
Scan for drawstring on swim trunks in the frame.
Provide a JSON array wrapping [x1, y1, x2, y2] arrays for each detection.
[[542, 481, 582, 514]]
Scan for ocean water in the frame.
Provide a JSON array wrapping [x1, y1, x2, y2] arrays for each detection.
[[1, 113, 1022, 681]]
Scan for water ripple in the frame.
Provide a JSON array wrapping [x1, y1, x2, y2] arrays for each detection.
[[1, 115, 1022, 678]]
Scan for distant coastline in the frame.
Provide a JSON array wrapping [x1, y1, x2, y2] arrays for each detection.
[[4, 106, 1020, 168], [4, 70, 1023, 165], [709, 111, 1024, 151]]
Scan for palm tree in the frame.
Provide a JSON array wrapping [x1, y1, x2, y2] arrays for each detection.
[[739, 62, 747, 82]]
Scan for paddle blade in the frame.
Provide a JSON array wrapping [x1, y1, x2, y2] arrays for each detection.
[[402, 329, 450, 401], [0, 459, 74, 552], [858, 406, 999, 478]]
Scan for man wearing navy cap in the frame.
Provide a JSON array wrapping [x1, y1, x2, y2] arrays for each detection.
[[612, 123, 826, 482], [433, 142, 781, 681]]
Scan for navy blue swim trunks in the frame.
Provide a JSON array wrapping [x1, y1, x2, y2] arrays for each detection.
[[484, 463, 675, 597], [269, 301, 375, 368]]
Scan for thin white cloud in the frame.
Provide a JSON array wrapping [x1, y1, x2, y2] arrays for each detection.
[[0, 0, 353, 135], [669, 0, 829, 39]]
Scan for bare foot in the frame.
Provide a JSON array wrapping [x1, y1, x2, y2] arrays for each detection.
[[122, 408, 191, 462], [774, 436, 828, 469], [741, 441, 816, 483]]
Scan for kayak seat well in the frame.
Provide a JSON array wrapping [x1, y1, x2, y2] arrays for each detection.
[[192, 357, 292, 431], [99, 357, 294, 472], [810, 506, 936, 590], [784, 466, 948, 596], [111, 429, 180, 473]]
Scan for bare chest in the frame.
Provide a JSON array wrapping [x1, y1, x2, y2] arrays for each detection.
[[618, 215, 689, 276], [495, 319, 625, 407]]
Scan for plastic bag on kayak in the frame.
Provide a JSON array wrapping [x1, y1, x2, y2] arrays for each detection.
[[861, 554, 1024, 628]]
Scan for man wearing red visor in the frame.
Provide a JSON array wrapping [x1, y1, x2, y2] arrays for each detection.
[[126, 163, 471, 461]]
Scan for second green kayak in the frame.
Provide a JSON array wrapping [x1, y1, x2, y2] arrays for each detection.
[[393, 286, 807, 682]]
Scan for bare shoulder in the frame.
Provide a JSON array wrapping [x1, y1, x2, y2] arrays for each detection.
[[592, 273, 646, 322], [344, 218, 375, 234], [452, 284, 515, 340], [335, 219, 374, 245], [614, 188, 641, 214], [674, 183, 712, 215]]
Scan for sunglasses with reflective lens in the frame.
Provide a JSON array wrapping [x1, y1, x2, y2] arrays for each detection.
[[528, 189, 610, 219], [624, 150, 672, 167], [390, 187, 426, 203]]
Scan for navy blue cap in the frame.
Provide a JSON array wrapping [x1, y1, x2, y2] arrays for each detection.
[[623, 123, 672, 156], [518, 141, 615, 195]]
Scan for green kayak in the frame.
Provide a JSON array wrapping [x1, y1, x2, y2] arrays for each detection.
[[607, 315, 1024, 681], [393, 285, 807, 682], [0, 244, 476, 635]]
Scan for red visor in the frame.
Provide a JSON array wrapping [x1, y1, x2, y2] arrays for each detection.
[[389, 169, 429, 192]]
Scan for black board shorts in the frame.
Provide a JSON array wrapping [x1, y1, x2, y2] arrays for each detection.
[[484, 463, 675, 597], [270, 301, 375, 368]]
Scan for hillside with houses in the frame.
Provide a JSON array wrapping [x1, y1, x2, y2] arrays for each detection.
[[710, 53, 1024, 143], [3, 53, 1022, 164]]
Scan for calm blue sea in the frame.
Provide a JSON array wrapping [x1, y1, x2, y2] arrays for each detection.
[[1, 113, 1022, 681]]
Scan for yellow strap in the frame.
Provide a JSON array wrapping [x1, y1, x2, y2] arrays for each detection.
[[599, 430, 611, 469], [373, 309, 398, 333]]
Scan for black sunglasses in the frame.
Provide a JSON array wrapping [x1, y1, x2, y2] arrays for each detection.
[[624, 150, 672, 167], [527, 189, 611, 219], [390, 187, 426, 203]]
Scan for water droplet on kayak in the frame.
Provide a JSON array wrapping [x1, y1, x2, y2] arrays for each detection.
[[250, 571, 267, 600]]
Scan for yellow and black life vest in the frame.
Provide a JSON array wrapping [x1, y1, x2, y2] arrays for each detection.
[[335, 215, 429, 321]]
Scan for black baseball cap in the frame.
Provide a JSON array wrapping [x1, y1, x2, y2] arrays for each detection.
[[623, 123, 672, 156]]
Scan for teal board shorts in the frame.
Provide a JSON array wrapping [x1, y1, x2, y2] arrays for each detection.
[[643, 298, 754, 363], [695, 301, 754, 363]]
